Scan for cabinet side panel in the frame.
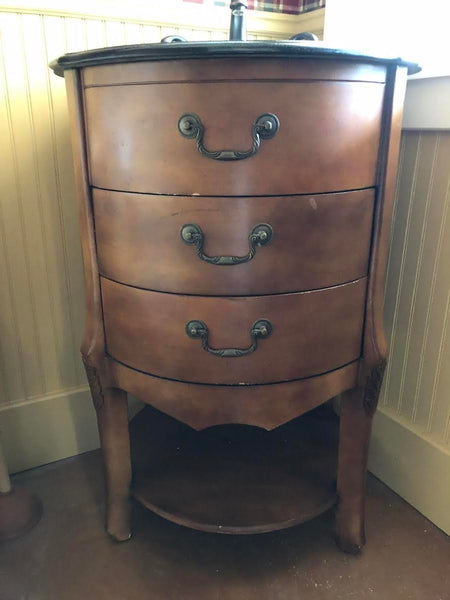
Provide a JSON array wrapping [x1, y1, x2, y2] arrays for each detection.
[[362, 65, 408, 377], [64, 69, 105, 366]]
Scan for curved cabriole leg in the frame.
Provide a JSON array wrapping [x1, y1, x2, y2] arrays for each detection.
[[97, 387, 132, 542], [83, 359, 132, 542], [335, 363, 385, 554]]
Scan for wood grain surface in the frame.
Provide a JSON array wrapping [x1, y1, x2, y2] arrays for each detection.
[[101, 277, 367, 384], [82, 58, 387, 87], [60, 50, 408, 547], [85, 79, 384, 195], [109, 358, 358, 430], [130, 404, 339, 534], [94, 188, 374, 294]]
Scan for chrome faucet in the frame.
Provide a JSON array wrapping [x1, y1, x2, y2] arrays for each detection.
[[229, 0, 248, 41]]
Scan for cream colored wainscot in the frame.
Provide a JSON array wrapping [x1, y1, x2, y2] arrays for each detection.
[[0, 1, 323, 473]]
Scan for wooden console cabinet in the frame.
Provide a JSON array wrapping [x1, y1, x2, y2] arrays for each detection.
[[51, 42, 419, 553]]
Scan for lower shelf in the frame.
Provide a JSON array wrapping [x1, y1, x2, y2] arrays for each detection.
[[130, 404, 339, 535]]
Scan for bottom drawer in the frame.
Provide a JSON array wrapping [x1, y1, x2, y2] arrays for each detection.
[[102, 277, 366, 385]]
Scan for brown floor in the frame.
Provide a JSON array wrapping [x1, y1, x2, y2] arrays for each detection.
[[1, 449, 449, 600]]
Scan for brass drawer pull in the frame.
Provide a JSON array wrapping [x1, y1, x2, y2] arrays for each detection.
[[180, 223, 273, 266], [177, 113, 280, 161], [186, 319, 272, 358]]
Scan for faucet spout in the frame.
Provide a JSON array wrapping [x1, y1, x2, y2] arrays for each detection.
[[229, 0, 248, 41]]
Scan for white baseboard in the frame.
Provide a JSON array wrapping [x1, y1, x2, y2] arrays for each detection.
[[0, 387, 99, 474], [0, 388, 145, 474], [369, 408, 450, 535]]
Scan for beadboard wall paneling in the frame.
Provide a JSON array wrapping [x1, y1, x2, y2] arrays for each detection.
[[369, 130, 450, 534], [0, 1, 325, 38], [381, 131, 450, 448], [0, 9, 287, 408], [0, 11, 86, 406], [0, 5, 314, 472]]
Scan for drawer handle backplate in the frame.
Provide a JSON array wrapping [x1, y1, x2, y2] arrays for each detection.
[[178, 112, 280, 161], [180, 223, 273, 266], [186, 319, 273, 358]]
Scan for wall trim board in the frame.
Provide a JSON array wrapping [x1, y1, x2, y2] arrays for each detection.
[[375, 129, 450, 533], [0, 2, 325, 37], [402, 77, 450, 131], [369, 407, 450, 535], [0, 388, 144, 474], [0, 387, 99, 474]]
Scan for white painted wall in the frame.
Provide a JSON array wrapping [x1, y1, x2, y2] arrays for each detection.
[[325, 0, 450, 535], [403, 76, 450, 130], [324, 0, 450, 78]]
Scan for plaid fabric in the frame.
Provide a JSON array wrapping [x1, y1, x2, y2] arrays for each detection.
[[184, 0, 325, 15]]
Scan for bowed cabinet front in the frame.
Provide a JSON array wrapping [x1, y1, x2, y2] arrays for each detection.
[[57, 48, 411, 553]]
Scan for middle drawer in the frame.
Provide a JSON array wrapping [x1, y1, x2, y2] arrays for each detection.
[[94, 188, 374, 295]]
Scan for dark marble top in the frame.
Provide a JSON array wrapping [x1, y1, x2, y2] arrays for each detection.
[[49, 40, 420, 77]]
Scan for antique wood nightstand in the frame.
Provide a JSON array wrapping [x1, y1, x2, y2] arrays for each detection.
[[51, 39, 419, 554]]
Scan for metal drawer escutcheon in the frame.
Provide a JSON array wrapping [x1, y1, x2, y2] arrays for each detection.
[[186, 319, 273, 358], [177, 113, 280, 161], [180, 223, 273, 265]]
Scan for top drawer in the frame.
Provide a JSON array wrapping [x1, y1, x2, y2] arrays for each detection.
[[84, 80, 384, 196]]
